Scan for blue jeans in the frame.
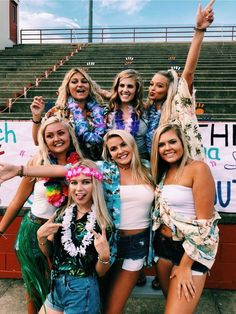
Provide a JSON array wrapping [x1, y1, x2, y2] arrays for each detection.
[[45, 274, 100, 314]]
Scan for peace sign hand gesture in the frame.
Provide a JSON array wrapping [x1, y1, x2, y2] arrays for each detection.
[[196, 0, 215, 30], [92, 226, 110, 263]]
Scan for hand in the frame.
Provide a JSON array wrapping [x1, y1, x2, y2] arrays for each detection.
[[196, 0, 215, 30], [37, 214, 62, 242], [92, 226, 110, 261], [0, 163, 19, 183], [30, 96, 45, 118], [170, 265, 196, 302]]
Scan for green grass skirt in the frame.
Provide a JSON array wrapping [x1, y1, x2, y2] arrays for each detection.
[[14, 213, 50, 311]]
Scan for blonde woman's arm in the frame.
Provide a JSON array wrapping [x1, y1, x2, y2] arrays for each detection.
[[182, 0, 215, 91]]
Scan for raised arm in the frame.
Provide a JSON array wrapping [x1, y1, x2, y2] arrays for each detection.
[[182, 0, 215, 91], [30, 96, 45, 145], [0, 177, 35, 235], [0, 163, 67, 183]]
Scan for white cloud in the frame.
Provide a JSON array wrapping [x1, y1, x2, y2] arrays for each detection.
[[100, 0, 150, 15], [19, 11, 80, 29]]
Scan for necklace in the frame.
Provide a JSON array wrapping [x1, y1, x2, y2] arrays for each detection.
[[67, 96, 106, 144], [114, 105, 140, 137], [61, 204, 96, 257], [77, 207, 91, 215]]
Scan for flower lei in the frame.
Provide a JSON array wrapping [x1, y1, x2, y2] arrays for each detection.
[[44, 151, 81, 207], [66, 165, 103, 182], [67, 97, 106, 145], [61, 204, 96, 257], [114, 105, 140, 137], [146, 105, 161, 153]]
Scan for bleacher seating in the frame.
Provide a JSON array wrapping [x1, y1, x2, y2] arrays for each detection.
[[0, 42, 236, 120]]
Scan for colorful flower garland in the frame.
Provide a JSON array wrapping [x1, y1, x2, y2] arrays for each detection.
[[44, 151, 81, 207], [114, 105, 140, 137], [146, 105, 161, 153], [67, 97, 106, 144], [61, 204, 96, 257]]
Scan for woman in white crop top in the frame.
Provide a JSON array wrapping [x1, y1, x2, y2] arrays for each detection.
[[100, 129, 155, 314], [0, 116, 83, 313], [151, 121, 220, 314]]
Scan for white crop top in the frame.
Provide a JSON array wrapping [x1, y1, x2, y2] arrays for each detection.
[[31, 180, 57, 219], [119, 185, 154, 230], [162, 185, 196, 218]]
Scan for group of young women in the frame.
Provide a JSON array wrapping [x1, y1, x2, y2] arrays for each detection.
[[0, 1, 220, 314]]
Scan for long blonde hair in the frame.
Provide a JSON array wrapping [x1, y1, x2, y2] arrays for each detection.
[[36, 116, 83, 165], [109, 69, 144, 116], [65, 159, 112, 229], [146, 69, 179, 125], [103, 129, 154, 187], [55, 68, 104, 108], [151, 123, 189, 184]]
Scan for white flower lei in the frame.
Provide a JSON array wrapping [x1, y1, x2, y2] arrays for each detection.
[[61, 204, 97, 257]]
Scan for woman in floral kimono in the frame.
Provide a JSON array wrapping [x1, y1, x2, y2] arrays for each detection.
[[146, 0, 216, 161], [151, 122, 220, 313]]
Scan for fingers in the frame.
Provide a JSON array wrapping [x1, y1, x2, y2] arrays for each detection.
[[101, 225, 107, 239]]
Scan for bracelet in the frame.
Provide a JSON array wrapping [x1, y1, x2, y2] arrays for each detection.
[[98, 256, 110, 265], [194, 27, 207, 32], [38, 239, 48, 246], [17, 165, 24, 177], [32, 117, 42, 124]]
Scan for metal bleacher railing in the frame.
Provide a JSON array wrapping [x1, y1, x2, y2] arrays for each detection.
[[20, 25, 236, 44]]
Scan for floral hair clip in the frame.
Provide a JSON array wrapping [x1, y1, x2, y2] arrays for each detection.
[[66, 165, 103, 182]]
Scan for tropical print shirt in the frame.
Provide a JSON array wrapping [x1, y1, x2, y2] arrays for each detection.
[[152, 181, 221, 269], [146, 74, 204, 160], [51, 207, 111, 279]]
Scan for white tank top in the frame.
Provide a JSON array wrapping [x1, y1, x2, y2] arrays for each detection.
[[119, 184, 154, 230], [31, 180, 57, 219], [162, 185, 196, 218]]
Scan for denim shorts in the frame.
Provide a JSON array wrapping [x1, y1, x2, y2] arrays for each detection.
[[44, 274, 100, 314], [117, 228, 150, 260], [154, 229, 208, 273]]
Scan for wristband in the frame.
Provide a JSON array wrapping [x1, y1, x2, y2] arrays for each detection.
[[194, 27, 207, 32], [32, 117, 42, 124], [98, 256, 110, 265], [17, 165, 24, 177]]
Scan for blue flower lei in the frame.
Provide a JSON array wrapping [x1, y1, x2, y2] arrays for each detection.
[[146, 105, 161, 153], [114, 106, 140, 137], [67, 97, 106, 145]]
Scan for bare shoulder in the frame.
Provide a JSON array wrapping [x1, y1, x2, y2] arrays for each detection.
[[188, 160, 212, 176]]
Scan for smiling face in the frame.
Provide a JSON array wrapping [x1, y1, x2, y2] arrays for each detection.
[[68, 72, 90, 101], [69, 174, 93, 211], [158, 129, 184, 165], [148, 73, 169, 102], [117, 77, 136, 104], [44, 122, 71, 156], [106, 135, 133, 168]]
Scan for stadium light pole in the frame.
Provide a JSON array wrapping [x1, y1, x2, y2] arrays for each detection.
[[88, 0, 93, 43]]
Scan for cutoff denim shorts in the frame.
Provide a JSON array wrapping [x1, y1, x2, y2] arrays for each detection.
[[154, 229, 208, 274], [117, 228, 150, 271], [44, 274, 101, 314]]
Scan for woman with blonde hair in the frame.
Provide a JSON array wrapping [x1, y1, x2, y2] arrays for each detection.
[[31, 67, 107, 160], [0, 116, 83, 313], [146, 0, 215, 160], [37, 159, 112, 314], [97, 129, 155, 313], [106, 69, 149, 159], [151, 122, 220, 313]]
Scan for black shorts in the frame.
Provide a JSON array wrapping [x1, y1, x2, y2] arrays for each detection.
[[154, 229, 208, 273]]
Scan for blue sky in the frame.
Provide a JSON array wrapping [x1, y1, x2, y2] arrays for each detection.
[[19, 0, 236, 30]]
